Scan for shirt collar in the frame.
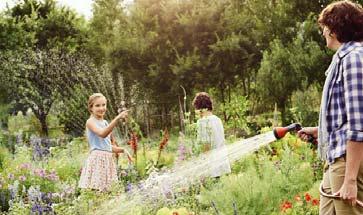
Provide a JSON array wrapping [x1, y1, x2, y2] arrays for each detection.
[[337, 41, 363, 59]]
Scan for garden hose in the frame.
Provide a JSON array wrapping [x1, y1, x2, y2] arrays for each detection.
[[273, 123, 302, 139], [319, 182, 363, 208], [273, 123, 316, 144]]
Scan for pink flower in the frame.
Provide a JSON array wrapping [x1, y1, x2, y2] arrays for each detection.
[[46, 171, 59, 181], [20, 163, 31, 170], [33, 168, 46, 178]]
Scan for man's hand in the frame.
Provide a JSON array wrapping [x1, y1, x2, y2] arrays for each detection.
[[337, 179, 358, 206], [340, 140, 363, 206], [297, 127, 318, 142]]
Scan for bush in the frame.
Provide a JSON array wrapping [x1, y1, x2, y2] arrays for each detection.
[[8, 110, 64, 138], [290, 84, 321, 127]]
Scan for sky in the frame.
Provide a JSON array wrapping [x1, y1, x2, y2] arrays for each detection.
[[0, 0, 94, 19]]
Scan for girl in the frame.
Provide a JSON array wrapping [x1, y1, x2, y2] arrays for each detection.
[[193, 92, 231, 178], [79, 93, 130, 191]]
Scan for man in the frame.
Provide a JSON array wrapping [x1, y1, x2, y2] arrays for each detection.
[[298, 1, 363, 214]]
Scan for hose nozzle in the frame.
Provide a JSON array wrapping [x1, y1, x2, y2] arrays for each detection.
[[273, 123, 302, 139]]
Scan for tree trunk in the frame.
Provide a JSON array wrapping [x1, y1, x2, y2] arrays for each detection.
[[170, 110, 174, 129], [33, 107, 49, 137], [220, 84, 227, 122], [279, 101, 288, 126], [161, 105, 165, 129], [39, 114, 49, 137], [178, 96, 185, 133]]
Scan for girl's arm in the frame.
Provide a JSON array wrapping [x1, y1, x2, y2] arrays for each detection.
[[111, 134, 121, 160], [86, 110, 128, 138], [112, 145, 124, 153], [110, 134, 124, 153], [111, 133, 118, 146], [110, 133, 133, 162]]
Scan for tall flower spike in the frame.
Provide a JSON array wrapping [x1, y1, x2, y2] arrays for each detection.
[[156, 128, 169, 166], [159, 128, 169, 150], [127, 132, 138, 154]]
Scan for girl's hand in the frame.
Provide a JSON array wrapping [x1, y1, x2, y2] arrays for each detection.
[[112, 146, 124, 153], [117, 110, 129, 120]]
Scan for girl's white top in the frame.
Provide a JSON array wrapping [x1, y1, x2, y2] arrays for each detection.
[[197, 115, 231, 177]]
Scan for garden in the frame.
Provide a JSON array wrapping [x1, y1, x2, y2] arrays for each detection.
[[0, 112, 323, 214]]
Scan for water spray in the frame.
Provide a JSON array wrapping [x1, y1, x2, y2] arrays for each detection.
[[96, 124, 320, 213]]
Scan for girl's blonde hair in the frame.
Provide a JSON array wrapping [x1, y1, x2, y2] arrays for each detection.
[[88, 93, 106, 113]]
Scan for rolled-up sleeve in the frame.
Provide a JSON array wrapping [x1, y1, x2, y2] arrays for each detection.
[[343, 52, 363, 141]]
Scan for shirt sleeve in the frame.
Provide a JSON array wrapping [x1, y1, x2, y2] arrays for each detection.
[[343, 51, 363, 142]]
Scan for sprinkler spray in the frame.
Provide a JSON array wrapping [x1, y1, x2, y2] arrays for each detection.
[[273, 123, 316, 143]]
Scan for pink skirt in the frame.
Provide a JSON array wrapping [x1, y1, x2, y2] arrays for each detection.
[[78, 150, 118, 191]]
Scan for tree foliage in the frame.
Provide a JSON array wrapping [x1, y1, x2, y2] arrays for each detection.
[[256, 14, 332, 124], [2, 0, 362, 133], [5, 0, 88, 50]]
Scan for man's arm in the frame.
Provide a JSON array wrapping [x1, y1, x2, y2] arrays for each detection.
[[340, 141, 363, 205]]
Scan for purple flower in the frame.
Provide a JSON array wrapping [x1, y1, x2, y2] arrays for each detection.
[[125, 183, 132, 192], [19, 175, 26, 182], [177, 144, 188, 162], [46, 171, 59, 181], [31, 203, 43, 214], [33, 168, 46, 178], [7, 173, 14, 180]]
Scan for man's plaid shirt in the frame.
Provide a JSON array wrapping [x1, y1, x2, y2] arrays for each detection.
[[325, 41, 363, 164]]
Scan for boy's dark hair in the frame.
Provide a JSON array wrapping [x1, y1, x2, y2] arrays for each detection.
[[318, 1, 363, 43], [193, 92, 213, 111]]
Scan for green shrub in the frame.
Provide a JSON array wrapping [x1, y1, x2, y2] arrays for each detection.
[[8, 111, 64, 138]]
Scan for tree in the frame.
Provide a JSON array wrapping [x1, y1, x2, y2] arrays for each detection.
[[0, 0, 89, 134], [88, 0, 127, 64], [256, 19, 330, 125], [1, 0, 87, 51], [105, 0, 260, 114], [0, 47, 126, 136]]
